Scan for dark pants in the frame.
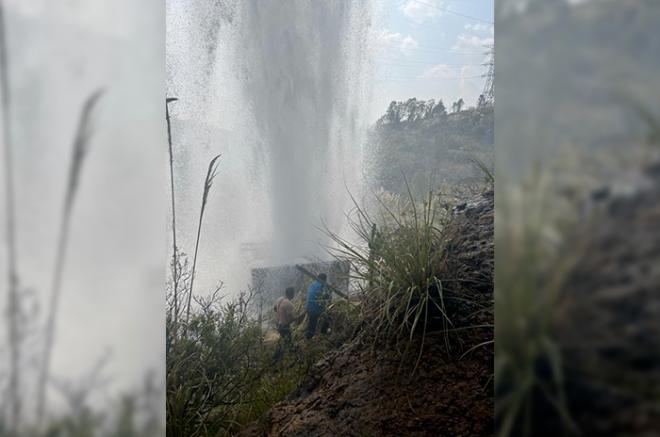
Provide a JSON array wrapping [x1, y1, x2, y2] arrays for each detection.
[[305, 312, 329, 339], [273, 324, 292, 363], [277, 324, 292, 344]]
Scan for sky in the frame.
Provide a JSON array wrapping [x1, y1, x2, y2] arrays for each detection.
[[370, 0, 494, 120]]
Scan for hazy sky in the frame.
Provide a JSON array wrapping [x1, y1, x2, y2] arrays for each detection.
[[0, 0, 165, 416], [371, 0, 494, 120]]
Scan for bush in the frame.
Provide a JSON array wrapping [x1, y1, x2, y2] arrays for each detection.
[[166, 290, 265, 436], [166, 272, 328, 436], [326, 186, 492, 369]]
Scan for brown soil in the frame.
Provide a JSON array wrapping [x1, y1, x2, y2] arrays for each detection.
[[242, 335, 493, 437], [553, 162, 660, 435]]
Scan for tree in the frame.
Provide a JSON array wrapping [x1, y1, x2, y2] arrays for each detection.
[[384, 100, 401, 124], [452, 98, 464, 113], [424, 99, 435, 118], [404, 98, 419, 122], [432, 99, 447, 117]]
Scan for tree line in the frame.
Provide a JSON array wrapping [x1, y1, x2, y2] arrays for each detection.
[[379, 95, 490, 126], [367, 95, 494, 197]]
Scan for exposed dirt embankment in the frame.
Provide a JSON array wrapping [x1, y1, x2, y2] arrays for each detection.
[[554, 163, 660, 435], [242, 190, 494, 437]]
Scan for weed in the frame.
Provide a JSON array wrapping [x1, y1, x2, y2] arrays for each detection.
[[184, 154, 221, 333], [37, 90, 104, 422], [324, 182, 490, 371], [495, 174, 580, 437]]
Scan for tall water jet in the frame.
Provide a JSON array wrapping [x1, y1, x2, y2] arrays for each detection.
[[235, 1, 373, 265], [167, 0, 374, 292]]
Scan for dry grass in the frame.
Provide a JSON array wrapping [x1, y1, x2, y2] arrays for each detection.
[[324, 183, 489, 372], [184, 154, 222, 333], [495, 173, 580, 437], [37, 89, 104, 423], [166, 96, 181, 325]]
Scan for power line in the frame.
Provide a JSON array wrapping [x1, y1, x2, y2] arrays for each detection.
[[409, 0, 494, 24], [375, 43, 490, 58], [377, 60, 484, 67], [383, 45, 487, 55], [376, 74, 485, 82]]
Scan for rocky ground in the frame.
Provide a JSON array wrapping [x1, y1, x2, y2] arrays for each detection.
[[241, 190, 494, 437], [553, 162, 660, 435], [242, 335, 492, 437]]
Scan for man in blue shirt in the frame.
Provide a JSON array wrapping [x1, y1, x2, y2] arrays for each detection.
[[305, 273, 329, 339]]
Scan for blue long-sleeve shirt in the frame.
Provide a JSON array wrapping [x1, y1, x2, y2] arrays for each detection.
[[306, 280, 327, 315]]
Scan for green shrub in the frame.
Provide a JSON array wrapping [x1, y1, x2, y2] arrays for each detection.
[[166, 281, 329, 436], [325, 186, 487, 369], [166, 290, 265, 436]]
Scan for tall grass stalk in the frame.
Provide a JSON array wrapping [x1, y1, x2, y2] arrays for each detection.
[[612, 92, 660, 148], [469, 155, 494, 186], [36, 90, 104, 423], [166, 97, 180, 325], [0, 0, 20, 429], [184, 154, 221, 332], [495, 173, 580, 437]]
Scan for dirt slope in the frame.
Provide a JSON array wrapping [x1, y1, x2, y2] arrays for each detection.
[[554, 162, 660, 435], [242, 336, 492, 437]]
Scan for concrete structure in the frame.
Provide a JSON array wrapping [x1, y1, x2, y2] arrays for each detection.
[[251, 260, 350, 319]]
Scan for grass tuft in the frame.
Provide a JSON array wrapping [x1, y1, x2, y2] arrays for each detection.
[[184, 154, 222, 333], [495, 175, 581, 437], [325, 183, 490, 371]]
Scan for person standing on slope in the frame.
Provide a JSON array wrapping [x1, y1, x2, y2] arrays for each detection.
[[305, 273, 330, 339], [275, 287, 297, 344]]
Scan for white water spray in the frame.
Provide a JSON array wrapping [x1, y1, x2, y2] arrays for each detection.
[[167, 0, 374, 292]]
